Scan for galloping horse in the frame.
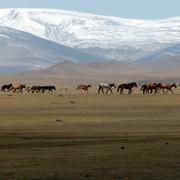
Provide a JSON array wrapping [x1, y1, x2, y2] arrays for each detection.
[[1, 83, 13, 92], [117, 82, 137, 94], [161, 83, 177, 94], [13, 84, 26, 93], [77, 84, 92, 93], [98, 83, 116, 94]]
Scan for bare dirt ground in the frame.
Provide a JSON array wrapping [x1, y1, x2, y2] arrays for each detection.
[[0, 86, 180, 179]]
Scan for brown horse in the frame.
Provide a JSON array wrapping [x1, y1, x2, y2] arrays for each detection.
[[161, 83, 177, 94], [141, 83, 162, 94], [140, 84, 149, 94], [77, 84, 92, 93], [1, 83, 13, 92], [13, 84, 26, 93], [117, 82, 137, 94]]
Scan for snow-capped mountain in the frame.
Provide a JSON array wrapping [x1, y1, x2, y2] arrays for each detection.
[[0, 26, 105, 73], [0, 8, 180, 61]]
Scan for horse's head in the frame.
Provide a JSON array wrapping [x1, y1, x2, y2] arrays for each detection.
[[88, 84, 92, 88], [132, 82, 137, 88], [157, 83, 162, 87], [110, 83, 116, 88], [171, 83, 177, 88]]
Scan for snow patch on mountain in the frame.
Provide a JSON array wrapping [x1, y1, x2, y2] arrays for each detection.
[[0, 8, 180, 52]]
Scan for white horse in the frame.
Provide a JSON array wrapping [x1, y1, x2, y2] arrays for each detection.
[[98, 83, 116, 94]]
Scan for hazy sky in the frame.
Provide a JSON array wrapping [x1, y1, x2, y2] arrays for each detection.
[[1, 0, 180, 19]]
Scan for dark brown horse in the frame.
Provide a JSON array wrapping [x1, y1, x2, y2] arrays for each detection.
[[1, 83, 13, 92], [41, 86, 56, 93], [161, 83, 177, 94], [140, 84, 149, 94], [117, 82, 137, 94], [141, 83, 162, 94], [77, 84, 92, 93]]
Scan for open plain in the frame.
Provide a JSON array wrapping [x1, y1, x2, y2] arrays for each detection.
[[0, 86, 180, 179]]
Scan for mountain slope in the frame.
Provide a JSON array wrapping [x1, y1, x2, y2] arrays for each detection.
[[0, 26, 105, 73], [0, 9, 180, 61], [135, 43, 180, 71]]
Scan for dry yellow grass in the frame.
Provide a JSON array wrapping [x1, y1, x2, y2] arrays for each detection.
[[0, 86, 180, 179]]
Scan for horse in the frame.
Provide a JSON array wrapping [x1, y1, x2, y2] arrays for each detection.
[[77, 84, 92, 93], [26, 85, 41, 93], [41, 86, 56, 93], [155, 83, 163, 94], [140, 84, 149, 94], [13, 84, 26, 93], [117, 82, 137, 94], [1, 83, 13, 92], [141, 83, 162, 94], [161, 83, 177, 94], [98, 83, 116, 94]]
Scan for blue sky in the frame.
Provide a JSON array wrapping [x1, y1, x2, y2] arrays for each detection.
[[1, 0, 180, 19]]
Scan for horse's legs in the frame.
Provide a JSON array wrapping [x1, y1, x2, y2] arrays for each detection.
[[109, 88, 113, 94], [117, 87, 120, 93], [128, 89, 130, 94], [163, 88, 166, 94], [129, 88, 132, 94], [102, 88, 105, 94], [170, 88, 174, 94], [98, 86, 101, 94], [166, 89, 169, 94], [106, 88, 109, 94], [120, 89, 123, 94], [143, 89, 145, 94]]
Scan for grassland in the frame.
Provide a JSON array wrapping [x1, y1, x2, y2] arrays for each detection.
[[0, 86, 180, 179]]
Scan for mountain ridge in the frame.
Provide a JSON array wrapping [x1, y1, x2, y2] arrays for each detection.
[[0, 26, 106, 73], [0, 8, 180, 61]]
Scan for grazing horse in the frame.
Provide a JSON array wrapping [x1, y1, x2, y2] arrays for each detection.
[[98, 83, 116, 94], [161, 83, 177, 94], [117, 82, 137, 94], [77, 84, 92, 93], [1, 83, 13, 92], [13, 84, 26, 93]]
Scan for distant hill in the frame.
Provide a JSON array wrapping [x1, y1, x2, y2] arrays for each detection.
[[1, 60, 180, 85], [136, 43, 180, 71]]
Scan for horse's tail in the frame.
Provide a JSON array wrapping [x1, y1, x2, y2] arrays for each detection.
[[98, 85, 101, 94], [140, 85, 144, 91], [117, 85, 120, 92], [77, 86, 80, 91]]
